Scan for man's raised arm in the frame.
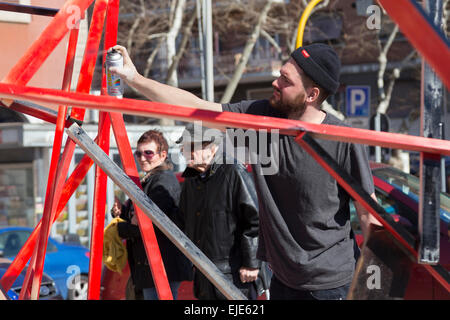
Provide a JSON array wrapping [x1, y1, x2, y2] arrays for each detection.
[[108, 45, 223, 112]]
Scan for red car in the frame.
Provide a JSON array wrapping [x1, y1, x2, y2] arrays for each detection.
[[100, 163, 450, 300]]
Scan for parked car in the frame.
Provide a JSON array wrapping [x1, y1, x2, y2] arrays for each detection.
[[0, 257, 62, 300], [0, 227, 90, 300], [101, 163, 450, 300], [350, 162, 450, 299]]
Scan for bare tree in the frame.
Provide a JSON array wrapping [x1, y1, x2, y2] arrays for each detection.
[[375, 25, 417, 116], [220, 0, 275, 103], [166, 0, 187, 87]]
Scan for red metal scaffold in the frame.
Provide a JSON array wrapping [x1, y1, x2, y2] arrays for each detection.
[[0, 0, 448, 300]]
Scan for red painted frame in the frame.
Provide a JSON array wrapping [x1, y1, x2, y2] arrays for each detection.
[[19, 23, 81, 300], [87, 112, 110, 299], [1, 0, 94, 86], [0, 0, 448, 299], [0, 83, 449, 156]]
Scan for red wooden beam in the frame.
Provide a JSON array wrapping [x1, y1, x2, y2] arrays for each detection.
[[378, 0, 450, 90], [25, 139, 77, 299], [0, 83, 449, 156], [0, 26, 80, 125], [18, 136, 77, 299], [20, 21, 82, 299], [20, 6, 109, 294], [87, 112, 111, 299], [69, 0, 108, 121], [85, 0, 129, 300], [3, 100, 59, 125], [101, 0, 120, 95], [86, 0, 112, 293], [1, 1, 109, 292], [1, 0, 94, 86], [1, 12, 79, 118], [22, 0, 108, 296], [62, 27, 80, 92], [109, 112, 173, 300], [23, 109, 69, 299]]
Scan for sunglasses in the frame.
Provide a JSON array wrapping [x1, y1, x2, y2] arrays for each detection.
[[134, 150, 158, 159]]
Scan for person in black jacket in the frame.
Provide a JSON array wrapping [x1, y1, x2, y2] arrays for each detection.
[[111, 130, 192, 300], [177, 123, 264, 300]]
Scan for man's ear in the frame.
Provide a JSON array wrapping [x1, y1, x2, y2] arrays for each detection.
[[306, 87, 321, 103]]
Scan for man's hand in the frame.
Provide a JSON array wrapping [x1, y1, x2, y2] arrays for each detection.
[[131, 213, 138, 226], [239, 267, 259, 283], [107, 45, 139, 83], [355, 192, 383, 240]]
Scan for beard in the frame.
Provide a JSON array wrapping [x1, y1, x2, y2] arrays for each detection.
[[269, 89, 307, 119]]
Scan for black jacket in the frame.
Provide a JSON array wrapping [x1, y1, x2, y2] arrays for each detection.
[[117, 164, 193, 290], [180, 153, 263, 299]]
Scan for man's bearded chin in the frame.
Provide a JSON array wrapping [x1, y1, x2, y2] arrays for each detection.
[[269, 93, 288, 113], [269, 93, 306, 119]]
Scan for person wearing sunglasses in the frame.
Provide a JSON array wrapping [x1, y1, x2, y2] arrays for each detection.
[[111, 130, 192, 300]]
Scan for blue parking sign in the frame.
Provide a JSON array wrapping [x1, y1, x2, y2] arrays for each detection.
[[346, 86, 370, 117]]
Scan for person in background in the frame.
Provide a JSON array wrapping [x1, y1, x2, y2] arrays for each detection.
[[176, 123, 265, 300], [111, 130, 192, 300]]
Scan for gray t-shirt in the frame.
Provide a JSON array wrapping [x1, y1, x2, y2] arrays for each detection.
[[222, 99, 374, 290]]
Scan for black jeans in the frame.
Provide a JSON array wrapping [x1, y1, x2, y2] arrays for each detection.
[[270, 276, 350, 300]]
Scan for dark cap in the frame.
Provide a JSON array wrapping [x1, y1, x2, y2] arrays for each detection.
[[175, 122, 222, 144], [290, 43, 341, 94]]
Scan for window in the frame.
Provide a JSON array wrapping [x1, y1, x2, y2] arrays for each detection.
[[354, 0, 374, 17], [0, 230, 59, 257], [0, 230, 30, 257], [350, 187, 418, 236], [303, 13, 343, 43], [0, 163, 35, 227], [0, 0, 32, 24], [46, 239, 58, 253]]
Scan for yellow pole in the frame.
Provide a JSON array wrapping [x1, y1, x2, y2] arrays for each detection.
[[295, 0, 323, 49]]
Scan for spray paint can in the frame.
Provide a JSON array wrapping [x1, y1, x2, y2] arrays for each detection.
[[105, 49, 124, 97]]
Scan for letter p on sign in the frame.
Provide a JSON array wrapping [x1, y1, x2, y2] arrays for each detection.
[[346, 86, 370, 117]]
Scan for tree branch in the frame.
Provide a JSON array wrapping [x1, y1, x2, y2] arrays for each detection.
[[260, 29, 281, 54], [220, 0, 275, 103], [146, 33, 168, 41], [165, 10, 197, 84], [126, 0, 146, 56], [377, 50, 417, 114], [143, 36, 165, 78], [166, 0, 186, 87], [377, 24, 399, 102]]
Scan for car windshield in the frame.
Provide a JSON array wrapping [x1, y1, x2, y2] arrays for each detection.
[[372, 166, 450, 223]]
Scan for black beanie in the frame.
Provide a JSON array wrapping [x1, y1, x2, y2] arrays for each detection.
[[290, 43, 341, 94]]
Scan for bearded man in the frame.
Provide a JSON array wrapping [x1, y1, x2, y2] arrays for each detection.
[[108, 43, 380, 300]]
